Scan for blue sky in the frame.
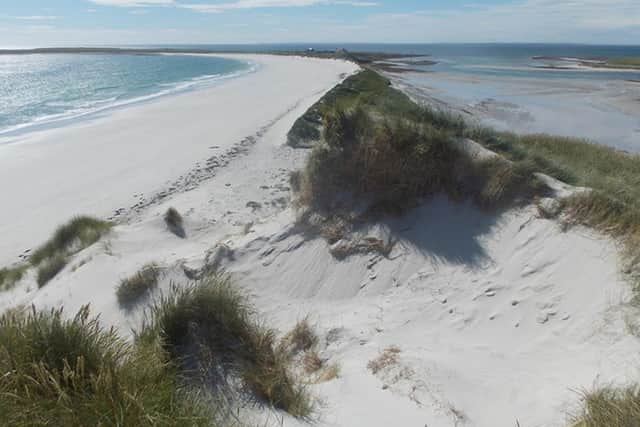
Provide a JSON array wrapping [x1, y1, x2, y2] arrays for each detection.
[[0, 0, 638, 47]]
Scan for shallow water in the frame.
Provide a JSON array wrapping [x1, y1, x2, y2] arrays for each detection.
[[402, 71, 640, 152], [0, 53, 249, 137]]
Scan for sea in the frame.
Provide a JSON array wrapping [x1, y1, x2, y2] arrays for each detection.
[[1, 44, 639, 149], [0, 53, 251, 137]]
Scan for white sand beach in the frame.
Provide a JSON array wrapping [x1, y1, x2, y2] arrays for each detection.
[[2, 53, 640, 427], [0, 54, 357, 266]]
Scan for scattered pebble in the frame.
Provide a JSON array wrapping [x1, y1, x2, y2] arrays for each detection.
[[511, 300, 519, 306]]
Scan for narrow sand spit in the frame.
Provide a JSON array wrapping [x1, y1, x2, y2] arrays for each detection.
[[2, 56, 640, 426]]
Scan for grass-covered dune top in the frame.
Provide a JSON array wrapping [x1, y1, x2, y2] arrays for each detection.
[[291, 69, 545, 223], [291, 69, 640, 282]]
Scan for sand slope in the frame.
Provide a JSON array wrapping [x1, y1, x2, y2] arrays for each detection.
[[1, 55, 639, 427]]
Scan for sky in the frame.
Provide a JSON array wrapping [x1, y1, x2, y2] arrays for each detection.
[[0, 0, 638, 47]]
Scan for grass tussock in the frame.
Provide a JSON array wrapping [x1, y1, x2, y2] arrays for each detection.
[[576, 385, 640, 427], [0, 265, 29, 290], [0, 306, 214, 427], [0, 216, 111, 291], [164, 207, 185, 238], [36, 255, 67, 288], [280, 317, 318, 356], [299, 106, 461, 210], [367, 346, 401, 375], [294, 99, 542, 247], [30, 216, 112, 266], [139, 274, 312, 417], [117, 263, 161, 308]]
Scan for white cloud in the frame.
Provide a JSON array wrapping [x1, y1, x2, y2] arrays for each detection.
[[356, 0, 640, 43], [16, 16, 59, 20], [88, 0, 175, 6]]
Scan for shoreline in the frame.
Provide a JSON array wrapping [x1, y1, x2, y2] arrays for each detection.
[[0, 54, 359, 265], [0, 55, 260, 142]]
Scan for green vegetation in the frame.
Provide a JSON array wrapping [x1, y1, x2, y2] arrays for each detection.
[[36, 255, 68, 288], [116, 263, 161, 308], [1, 273, 313, 425], [288, 69, 446, 148], [292, 70, 543, 231], [138, 273, 312, 417], [0, 265, 29, 290], [575, 386, 640, 427], [164, 207, 185, 238], [0, 216, 111, 291], [30, 216, 112, 266], [0, 306, 214, 427], [601, 57, 640, 69]]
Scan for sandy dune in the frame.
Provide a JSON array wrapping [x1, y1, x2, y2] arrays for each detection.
[[1, 54, 639, 427]]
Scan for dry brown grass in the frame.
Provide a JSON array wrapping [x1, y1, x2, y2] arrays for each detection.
[[367, 346, 401, 375], [280, 317, 319, 356], [367, 346, 402, 375], [302, 350, 324, 374], [575, 385, 640, 427], [315, 363, 340, 383], [330, 236, 395, 260]]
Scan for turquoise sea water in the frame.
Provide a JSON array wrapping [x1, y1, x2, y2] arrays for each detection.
[[0, 53, 250, 136]]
